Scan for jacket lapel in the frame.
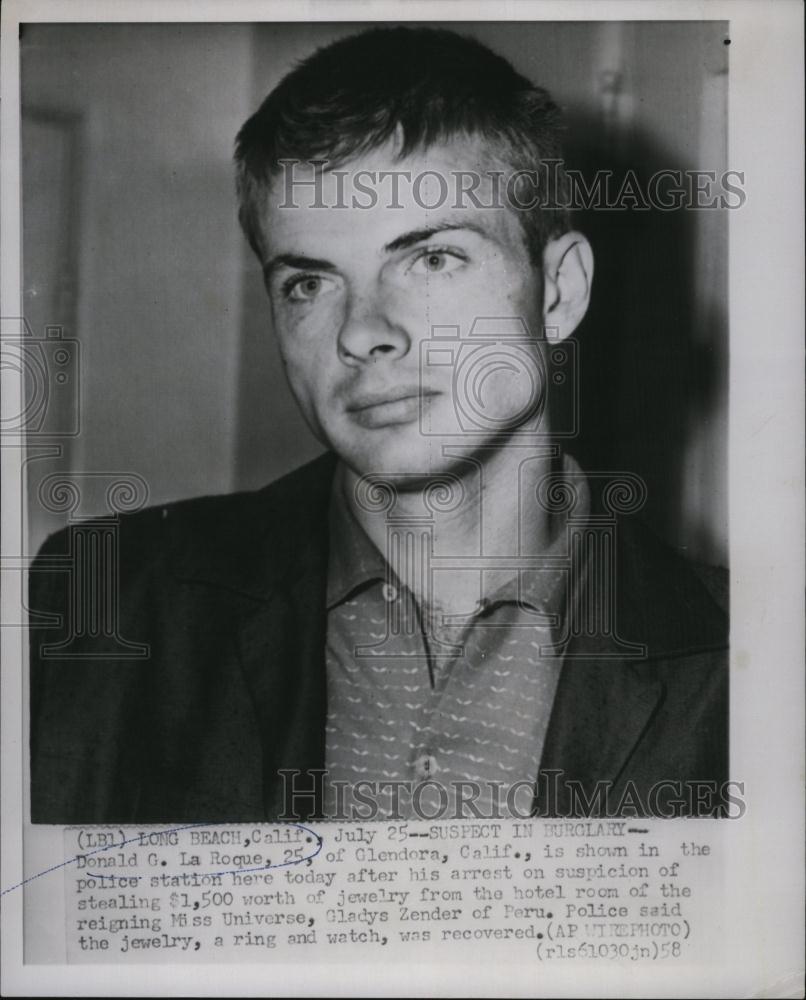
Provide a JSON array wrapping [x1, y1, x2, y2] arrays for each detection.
[[538, 517, 728, 813], [170, 452, 337, 820], [537, 655, 664, 809]]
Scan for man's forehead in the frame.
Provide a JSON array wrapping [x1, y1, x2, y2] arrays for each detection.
[[263, 136, 524, 258]]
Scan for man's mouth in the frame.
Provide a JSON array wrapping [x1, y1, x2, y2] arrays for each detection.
[[346, 386, 439, 429]]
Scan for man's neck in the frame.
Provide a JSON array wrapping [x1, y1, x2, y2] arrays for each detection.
[[339, 445, 568, 617]]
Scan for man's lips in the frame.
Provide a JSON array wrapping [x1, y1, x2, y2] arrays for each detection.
[[345, 386, 439, 428], [346, 386, 435, 411]]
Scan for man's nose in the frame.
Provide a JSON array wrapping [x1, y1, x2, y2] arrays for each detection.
[[337, 290, 411, 365]]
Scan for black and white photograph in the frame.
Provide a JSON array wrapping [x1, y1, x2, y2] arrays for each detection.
[[24, 18, 735, 824], [1, 1, 803, 996]]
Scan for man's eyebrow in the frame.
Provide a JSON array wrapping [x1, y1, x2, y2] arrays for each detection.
[[264, 222, 492, 276], [263, 253, 337, 278], [383, 221, 489, 254]]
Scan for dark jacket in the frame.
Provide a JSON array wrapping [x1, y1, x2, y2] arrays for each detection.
[[29, 452, 729, 823]]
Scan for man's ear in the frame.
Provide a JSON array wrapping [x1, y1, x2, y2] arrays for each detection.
[[541, 231, 594, 341]]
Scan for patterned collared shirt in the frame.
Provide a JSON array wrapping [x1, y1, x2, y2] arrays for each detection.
[[323, 457, 590, 820]]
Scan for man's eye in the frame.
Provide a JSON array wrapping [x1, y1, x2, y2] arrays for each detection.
[[283, 274, 337, 302], [409, 249, 467, 275]]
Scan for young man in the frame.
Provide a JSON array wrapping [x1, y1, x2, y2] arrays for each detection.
[[30, 27, 728, 823]]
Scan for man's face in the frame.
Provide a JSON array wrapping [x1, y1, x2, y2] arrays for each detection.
[[262, 137, 547, 481]]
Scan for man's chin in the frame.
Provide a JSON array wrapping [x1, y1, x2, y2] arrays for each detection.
[[332, 433, 463, 485]]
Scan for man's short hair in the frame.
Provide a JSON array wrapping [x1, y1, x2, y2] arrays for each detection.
[[234, 26, 571, 266]]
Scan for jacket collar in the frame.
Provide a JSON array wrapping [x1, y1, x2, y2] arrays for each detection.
[[568, 515, 728, 662], [167, 451, 338, 601]]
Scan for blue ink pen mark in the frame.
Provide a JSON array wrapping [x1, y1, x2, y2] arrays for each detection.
[[1, 823, 323, 896]]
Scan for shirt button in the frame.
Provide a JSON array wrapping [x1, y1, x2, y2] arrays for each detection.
[[415, 754, 438, 778], [382, 583, 398, 602]]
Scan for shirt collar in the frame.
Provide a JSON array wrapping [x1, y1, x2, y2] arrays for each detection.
[[326, 453, 590, 617], [474, 456, 590, 618]]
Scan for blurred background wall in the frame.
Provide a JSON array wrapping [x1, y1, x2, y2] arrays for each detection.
[[21, 20, 728, 564]]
